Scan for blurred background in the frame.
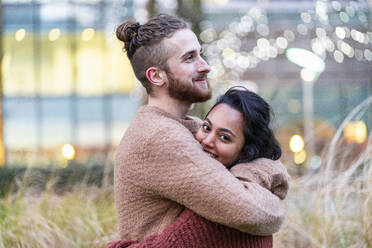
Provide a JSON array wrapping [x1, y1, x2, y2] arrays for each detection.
[[1, 0, 371, 171], [0, 0, 371, 247]]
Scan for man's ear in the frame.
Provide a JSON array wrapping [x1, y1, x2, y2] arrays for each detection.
[[146, 67, 167, 87]]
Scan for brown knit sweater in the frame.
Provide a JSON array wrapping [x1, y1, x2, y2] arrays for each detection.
[[108, 157, 289, 248], [114, 105, 286, 241]]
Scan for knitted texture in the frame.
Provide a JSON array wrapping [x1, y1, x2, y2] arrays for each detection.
[[230, 158, 290, 200], [114, 105, 285, 241], [107, 209, 273, 248]]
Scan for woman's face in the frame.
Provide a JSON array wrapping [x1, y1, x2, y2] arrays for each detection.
[[195, 103, 245, 167]]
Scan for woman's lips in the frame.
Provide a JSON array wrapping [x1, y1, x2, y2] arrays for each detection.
[[204, 149, 217, 158]]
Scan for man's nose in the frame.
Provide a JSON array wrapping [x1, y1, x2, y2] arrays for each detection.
[[197, 57, 211, 73]]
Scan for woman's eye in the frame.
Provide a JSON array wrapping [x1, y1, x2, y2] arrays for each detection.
[[220, 135, 231, 142], [202, 124, 210, 131]]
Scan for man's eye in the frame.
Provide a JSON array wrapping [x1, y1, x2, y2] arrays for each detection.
[[186, 55, 194, 61]]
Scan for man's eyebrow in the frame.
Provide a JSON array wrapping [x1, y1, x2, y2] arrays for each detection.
[[181, 49, 197, 59], [181, 47, 202, 59]]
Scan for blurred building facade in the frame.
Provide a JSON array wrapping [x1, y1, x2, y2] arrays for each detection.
[[2, 0, 371, 166], [3, 0, 140, 164]]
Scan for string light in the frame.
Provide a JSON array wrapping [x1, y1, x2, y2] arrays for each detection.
[[200, 1, 371, 82], [335, 27, 346, 39]]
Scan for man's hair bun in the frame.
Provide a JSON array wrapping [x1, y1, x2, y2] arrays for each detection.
[[116, 20, 141, 57]]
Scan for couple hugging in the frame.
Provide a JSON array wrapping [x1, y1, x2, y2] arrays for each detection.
[[108, 14, 290, 248]]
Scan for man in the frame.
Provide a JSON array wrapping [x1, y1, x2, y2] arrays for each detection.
[[114, 14, 285, 242]]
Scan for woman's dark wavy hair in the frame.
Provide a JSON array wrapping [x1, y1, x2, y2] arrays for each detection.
[[208, 86, 282, 164]]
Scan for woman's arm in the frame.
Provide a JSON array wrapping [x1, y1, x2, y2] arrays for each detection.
[[230, 158, 290, 200]]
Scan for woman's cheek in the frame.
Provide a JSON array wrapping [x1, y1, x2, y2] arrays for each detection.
[[195, 129, 203, 143]]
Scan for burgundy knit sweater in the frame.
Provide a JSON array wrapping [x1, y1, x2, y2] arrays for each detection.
[[107, 208, 273, 248]]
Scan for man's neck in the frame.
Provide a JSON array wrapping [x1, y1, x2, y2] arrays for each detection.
[[148, 96, 191, 119]]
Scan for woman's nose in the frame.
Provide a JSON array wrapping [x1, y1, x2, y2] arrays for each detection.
[[201, 133, 215, 148]]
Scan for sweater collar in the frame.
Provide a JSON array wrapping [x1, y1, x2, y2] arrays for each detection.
[[139, 105, 202, 135]]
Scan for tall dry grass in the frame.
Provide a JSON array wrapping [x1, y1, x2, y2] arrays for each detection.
[[0, 179, 119, 248], [1, 97, 371, 248], [276, 96, 372, 248]]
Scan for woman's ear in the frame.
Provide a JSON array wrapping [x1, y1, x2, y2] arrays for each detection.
[[146, 67, 166, 87]]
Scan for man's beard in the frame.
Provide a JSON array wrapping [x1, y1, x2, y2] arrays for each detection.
[[167, 72, 212, 103]]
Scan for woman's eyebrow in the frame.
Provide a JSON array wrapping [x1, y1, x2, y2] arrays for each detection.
[[205, 118, 236, 137], [219, 128, 236, 137], [205, 118, 213, 126]]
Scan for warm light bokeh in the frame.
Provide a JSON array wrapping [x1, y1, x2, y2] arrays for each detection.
[[344, 121, 367, 144], [3, 33, 135, 96], [289, 134, 305, 153], [61, 144, 76, 160]]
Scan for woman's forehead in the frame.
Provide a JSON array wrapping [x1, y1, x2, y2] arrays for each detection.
[[207, 104, 244, 132]]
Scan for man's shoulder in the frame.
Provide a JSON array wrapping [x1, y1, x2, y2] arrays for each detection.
[[122, 106, 196, 147], [132, 106, 191, 133], [115, 106, 202, 167]]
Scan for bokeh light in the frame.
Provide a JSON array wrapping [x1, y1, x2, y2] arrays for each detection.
[[82, 28, 95, 41], [334, 50, 344, 63], [344, 121, 367, 144], [49, 28, 61, 41], [289, 134, 305, 153], [15, 29, 26, 41], [297, 24, 308, 35], [61, 144, 76, 160], [300, 68, 316, 82], [310, 155, 322, 169], [294, 150, 307, 165], [301, 12, 312, 23], [340, 12, 350, 23], [364, 49, 372, 61], [335, 27, 346, 39]]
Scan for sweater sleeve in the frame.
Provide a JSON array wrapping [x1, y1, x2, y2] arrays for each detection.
[[140, 126, 285, 236], [230, 158, 290, 200]]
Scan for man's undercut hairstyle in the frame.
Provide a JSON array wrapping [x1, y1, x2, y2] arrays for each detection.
[[116, 14, 188, 95]]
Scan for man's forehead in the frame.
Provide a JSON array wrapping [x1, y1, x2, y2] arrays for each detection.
[[163, 29, 201, 55]]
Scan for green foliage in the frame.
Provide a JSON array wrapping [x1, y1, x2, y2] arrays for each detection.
[[0, 163, 113, 197]]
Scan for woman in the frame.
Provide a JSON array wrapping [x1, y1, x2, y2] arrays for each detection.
[[108, 87, 289, 248]]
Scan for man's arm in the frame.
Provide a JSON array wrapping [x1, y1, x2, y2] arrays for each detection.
[[140, 126, 285, 236]]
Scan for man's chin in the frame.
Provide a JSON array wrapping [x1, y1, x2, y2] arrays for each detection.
[[191, 90, 212, 103], [194, 82, 212, 102]]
